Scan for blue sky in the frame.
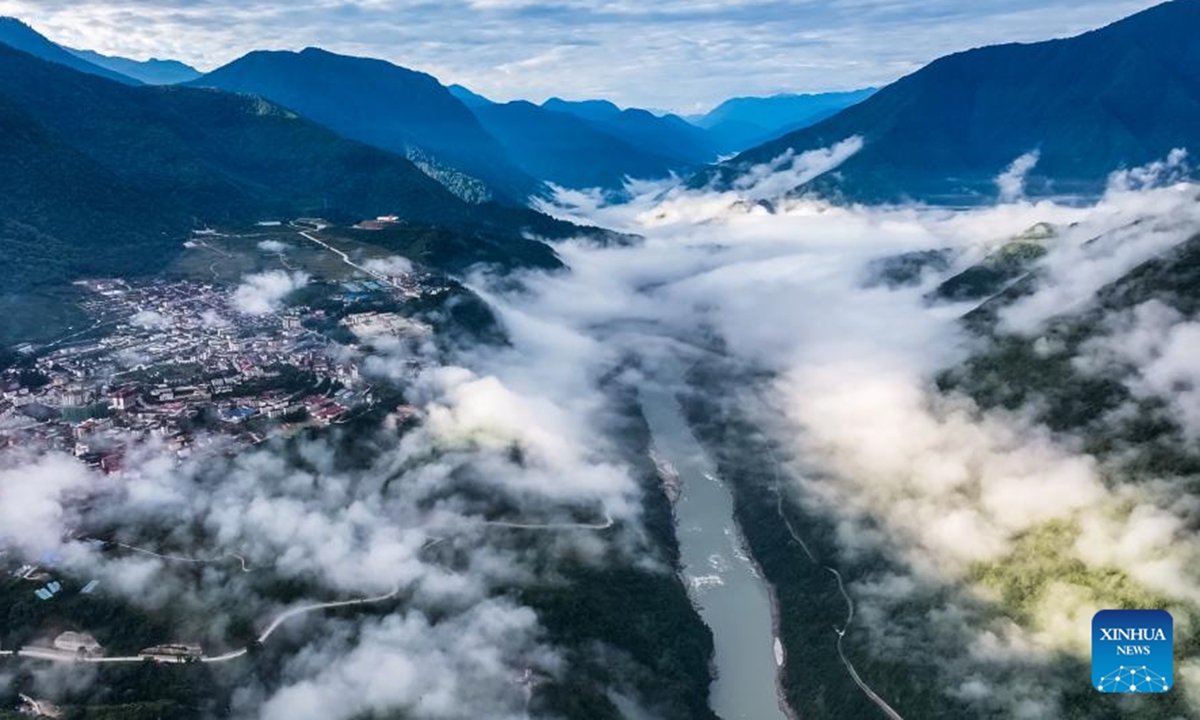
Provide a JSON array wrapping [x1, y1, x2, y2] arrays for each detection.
[[0, 0, 1165, 112]]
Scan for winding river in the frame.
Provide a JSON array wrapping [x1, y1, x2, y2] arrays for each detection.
[[640, 384, 790, 720]]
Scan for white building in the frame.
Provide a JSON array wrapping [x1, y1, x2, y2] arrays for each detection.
[[53, 631, 104, 657]]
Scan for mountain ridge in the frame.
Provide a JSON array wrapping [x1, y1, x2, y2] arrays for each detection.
[[471, 99, 688, 190], [541, 97, 720, 165], [188, 47, 537, 204], [719, 0, 1200, 203], [67, 47, 201, 84], [0, 16, 140, 85], [690, 89, 876, 152], [0, 42, 579, 300]]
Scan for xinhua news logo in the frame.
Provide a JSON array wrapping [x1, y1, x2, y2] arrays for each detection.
[[1092, 609, 1173, 693]]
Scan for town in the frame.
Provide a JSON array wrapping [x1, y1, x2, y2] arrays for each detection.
[[0, 253, 439, 470], [0, 243, 445, 697]]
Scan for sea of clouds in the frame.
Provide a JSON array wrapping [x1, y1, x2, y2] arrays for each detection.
[[493, 143, 1200, 717], [4, 139, 1200, 718], [0, 303, 643, 717]]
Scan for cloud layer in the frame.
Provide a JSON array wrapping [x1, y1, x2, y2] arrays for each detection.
[[499, 149, 1200, 716], [6, 134, 1200, 718]]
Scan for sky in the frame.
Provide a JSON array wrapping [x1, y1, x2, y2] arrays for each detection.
[[0, 0, 1168, 114]]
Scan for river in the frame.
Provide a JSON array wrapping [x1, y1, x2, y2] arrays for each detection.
[[640, 383, 790, 720]]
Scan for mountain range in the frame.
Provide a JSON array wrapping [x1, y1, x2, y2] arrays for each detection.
[[1, 0, 1197, 298], [453, 90, 864, 189], [0, 17, 138, 85], [448, 84, 494, 109], [0, 41, 580, 297], [468, 100, 692, 190], [719, 0, 1200, 203], [184, 48, 860, 198], [187, 48, 536, 204], [0, 16, 878, 199], [66, 47, 201, 84], [447, 89, 720, 189], [541, 97, 720, 164]]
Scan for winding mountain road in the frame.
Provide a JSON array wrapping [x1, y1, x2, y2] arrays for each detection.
[[114, 543, 251, 573], [11, 588, 402, 665], [483, 513, 614, 531], [767, 448, 906, 720], [8, 521, 608, 668], [201, 587, 404, 664]]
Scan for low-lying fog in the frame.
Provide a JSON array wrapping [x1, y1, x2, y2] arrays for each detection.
[[5, 141, 1199, 718]]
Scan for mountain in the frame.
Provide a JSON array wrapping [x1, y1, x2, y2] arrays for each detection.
[[188, 48, 536, 204], [542, 97, 623, 124], [0, 17, 199, 85], [448, 84, 494, 109], [541, 98, 720, 165], [67, 48, 201, 84], [928, 223, 1054, 302], [690, 89, 875, 153], [944, 226, 1200, 460], [0, 42, 576, 299], [471, 100, 685, 190], [0, 17, 139, 85], [0, 92, 184, 293], [721, 0, 1200, 204]]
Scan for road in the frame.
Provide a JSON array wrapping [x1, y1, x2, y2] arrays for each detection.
[[483, 512, 614, 531], [6, 511, 614, 669], [114, 543, 251, 573], [294, 227, 391, 283], [7, 538, 449, 667], [201, 587, 404, 664], [189, 239, 233, 258], [42, 318, 111, 352], [10, 588, 403, 666], [767, 447, 906, 720]]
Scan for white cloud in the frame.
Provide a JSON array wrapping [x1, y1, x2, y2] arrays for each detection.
[[0, 452, 97, 557], [130, 309, 170, 330], [995, 150, 1040, 203], [232, 270, 309, 315], [258, 239, 290, 253], [362, 255, 414, 276], [731, 136, 864, 201], [494, 153, 1200, 715], [201, 308, 231, 328], [256, 600, 556, 720], [1080, 299, 1200, 439], [1107, 147, 1192, 192], [998, 183, 1200, 334], [0, 0, 1163, 111]]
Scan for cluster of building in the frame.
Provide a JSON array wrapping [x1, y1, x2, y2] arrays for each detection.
[[352, 214, 402, 231], [10, 555, 100, 603], [138, 643, 204, 662], [0, 234, 455, 706], [17, 693, 62, 718], [0, 274, 437, 465]]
